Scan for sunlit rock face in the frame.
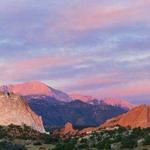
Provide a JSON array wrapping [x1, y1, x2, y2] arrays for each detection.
[[0, 92, 45, 133], [70, 94, 134, 110], [102, 97, 135, 110], [61, 122, 77, 135], [0, 81, 72, 102], [100, 105, 150, 129]]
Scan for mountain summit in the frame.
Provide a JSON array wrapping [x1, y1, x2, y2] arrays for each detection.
[[0, 92, 45, 132], [0, 81, 72, 102], [102, 97, 134, 110], [100, 105, 150, 129], [70, 94, 96, 103], [70, 94, 134, 110]]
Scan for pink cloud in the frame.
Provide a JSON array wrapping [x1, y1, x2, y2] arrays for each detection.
[[0, 55, 83, 83], [89, 80, 150, 98], [64, 72, 150, 99], [76, 73, 120, 86], [0, 56, 73, 81], [62, 72, 123, 91], [54, 0, 149, 32]]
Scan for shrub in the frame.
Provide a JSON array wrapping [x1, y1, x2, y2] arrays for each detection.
[[143, 135, 150, 145], [121, 137, 137, 148], [96, 140, 112, 150], [0, 140, 27, 150], [53, 141, 75, 150]]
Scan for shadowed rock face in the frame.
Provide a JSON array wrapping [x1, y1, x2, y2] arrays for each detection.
[[100, 105, 150, 129], [0, 92, 45, 133]]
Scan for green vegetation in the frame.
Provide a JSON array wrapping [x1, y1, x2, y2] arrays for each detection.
[[51, 126, 150, 150], [0, 125, 150, 150], [0, 124, 56, 150], [0, 140, 27, 150]]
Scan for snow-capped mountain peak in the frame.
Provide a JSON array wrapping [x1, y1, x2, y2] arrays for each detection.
[[0, 81, 72, 102]]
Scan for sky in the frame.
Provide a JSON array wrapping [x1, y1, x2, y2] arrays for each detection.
[[0, 0, 150, 104]]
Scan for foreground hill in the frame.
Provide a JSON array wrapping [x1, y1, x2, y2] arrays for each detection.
[[0, 92, 45, 133], [100, 104, 150, 129]]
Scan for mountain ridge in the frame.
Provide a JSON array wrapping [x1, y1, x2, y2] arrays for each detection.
[[71, 93, 134, 110], [0, 81, 135, 110]]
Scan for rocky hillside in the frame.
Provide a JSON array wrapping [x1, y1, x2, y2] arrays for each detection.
[[0, 92, 45, 133], [100, 105, 150, 129]]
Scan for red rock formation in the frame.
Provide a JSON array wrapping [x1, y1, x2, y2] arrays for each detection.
[[0, 92, 45, 133], [54, 122, 98, 137], [59, 122, 78, 136], [78, 127, 97, 135], [100, 105, 150, 129], [53, 122, 78, 137]]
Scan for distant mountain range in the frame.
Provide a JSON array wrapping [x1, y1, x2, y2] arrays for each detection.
[[27, 97, 126, 127], [0, 81, 134, 127], [55, 104, 150, 137], [70, 93, 134, 110]]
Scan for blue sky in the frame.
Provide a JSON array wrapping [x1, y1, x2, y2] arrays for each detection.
[[0, 0, 150, 104]]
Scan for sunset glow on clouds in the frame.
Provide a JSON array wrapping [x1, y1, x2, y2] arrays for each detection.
[[0, 0, 150, 104]]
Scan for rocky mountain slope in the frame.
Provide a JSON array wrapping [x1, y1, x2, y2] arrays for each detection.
[[71, 94, 134, 110], [102, 97, 134, 110], [27, 98, 126, 127], [0, 92, 45, 133], [100, 105, 150, 129]]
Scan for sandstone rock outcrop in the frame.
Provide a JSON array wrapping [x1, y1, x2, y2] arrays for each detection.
[[0, 92, 45, 133], [100, 105, 150, 129], [53, 122, 78, 137]]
